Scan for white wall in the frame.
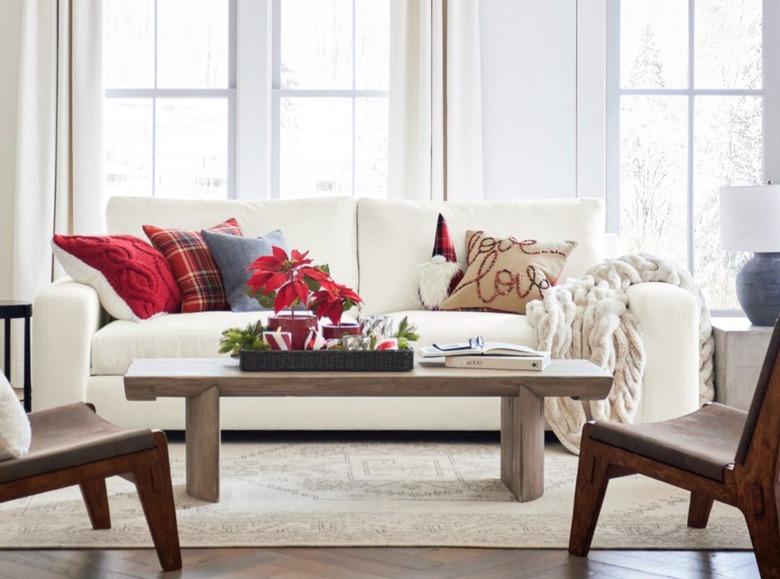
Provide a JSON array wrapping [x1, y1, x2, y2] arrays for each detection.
[[480, 0, 578, 201], [0, 0, 24, 300]]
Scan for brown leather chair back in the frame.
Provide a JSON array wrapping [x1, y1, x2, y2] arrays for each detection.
[[735, 317, 780, 474]]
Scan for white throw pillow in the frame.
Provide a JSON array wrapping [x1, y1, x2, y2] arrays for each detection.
[[0, 374, 31, 461]]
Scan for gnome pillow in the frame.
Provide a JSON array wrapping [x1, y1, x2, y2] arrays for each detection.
[[418, 213, 464, 310]]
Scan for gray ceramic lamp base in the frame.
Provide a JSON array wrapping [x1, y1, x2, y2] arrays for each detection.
[[736, 252, 780, 326]]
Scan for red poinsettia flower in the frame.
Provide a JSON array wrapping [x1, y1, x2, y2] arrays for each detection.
[[309, 282, 363, 326], [247, 247, 311, 295], [246, 246, 357, 318]]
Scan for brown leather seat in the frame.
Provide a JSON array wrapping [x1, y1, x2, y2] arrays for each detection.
[[0, 403, 155, 483], [0, 402, 181, 572], [590, 402, 746, 482], [569, 319, 780, 579]]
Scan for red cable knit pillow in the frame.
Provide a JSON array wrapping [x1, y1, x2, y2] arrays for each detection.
[[51, 234, 181, 321], [143, 218, 242, 312]]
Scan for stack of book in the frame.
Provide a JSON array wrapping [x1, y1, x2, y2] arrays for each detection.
[[417, 337, 551, 371]]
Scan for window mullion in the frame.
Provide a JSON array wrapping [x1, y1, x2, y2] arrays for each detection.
[[619, 88, 762, 97], [764, 0, 780, 182], [107, 89, 234, 98], [227, 0, 237, 198], [276, 89, 386, 98], [152, 0, 159, 196], [236, 0, 271, 199], [686, 0, 695, 273], [605, 0, 621, 234], [271, 0, 282, 199], [352, 0, 356, 197]]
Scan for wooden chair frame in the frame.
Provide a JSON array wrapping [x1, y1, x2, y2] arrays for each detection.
[[569, 321, 780, 578], [0, 409, 181, 572]]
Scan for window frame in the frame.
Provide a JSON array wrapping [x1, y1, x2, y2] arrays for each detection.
[[104, 0, 238, 199], [602, 0, 780, 315], [268, 0, 389, 199], [106, 0, 392, 201]]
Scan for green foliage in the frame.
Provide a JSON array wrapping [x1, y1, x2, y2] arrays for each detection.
[[247, 288, 276, 310], [394, 316, 420, 350], [218, 320, 269, 358]]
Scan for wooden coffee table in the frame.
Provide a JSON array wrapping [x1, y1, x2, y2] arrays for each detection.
[[124, 358, 612, 503]]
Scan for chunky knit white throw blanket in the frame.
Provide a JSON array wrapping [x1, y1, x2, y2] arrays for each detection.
[[526, 254, 715, 454]]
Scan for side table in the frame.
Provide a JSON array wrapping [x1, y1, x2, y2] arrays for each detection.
[[712, 316, 772, 411], [0, 301, 33, 412]]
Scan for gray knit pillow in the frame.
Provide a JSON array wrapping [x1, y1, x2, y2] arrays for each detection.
[[202, 228, 288, 312]]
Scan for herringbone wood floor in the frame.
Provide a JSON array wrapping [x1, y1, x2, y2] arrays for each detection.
[[1, 421, 759, 578], [0, 547, 760, 578]]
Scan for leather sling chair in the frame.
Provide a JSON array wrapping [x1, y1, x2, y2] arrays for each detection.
[[569, 318, 780, 578], [0, 402, 181, 572]]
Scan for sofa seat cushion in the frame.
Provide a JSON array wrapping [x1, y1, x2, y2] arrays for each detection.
[[91, 309, 537, 376], [385, 310, 536, 349], [91, 312, 270, 375]]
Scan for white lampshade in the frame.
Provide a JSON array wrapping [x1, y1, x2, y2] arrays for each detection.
[[720, 184, 780, 326], [719, 185, 780, 252]]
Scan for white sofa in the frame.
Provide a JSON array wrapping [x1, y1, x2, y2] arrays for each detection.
[[32, 196, 701, 431]]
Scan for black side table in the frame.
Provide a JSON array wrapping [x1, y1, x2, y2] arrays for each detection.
[[0, 301, 33, 412]]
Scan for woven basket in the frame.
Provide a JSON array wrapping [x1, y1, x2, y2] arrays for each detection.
[[239, 349, 414, 372]]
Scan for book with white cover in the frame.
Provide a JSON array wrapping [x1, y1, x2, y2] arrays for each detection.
[[444, 352, 551, 371], [417, 337, 544, 359]]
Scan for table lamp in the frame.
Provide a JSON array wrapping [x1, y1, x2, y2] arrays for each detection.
[[719, 184, 780, 326]]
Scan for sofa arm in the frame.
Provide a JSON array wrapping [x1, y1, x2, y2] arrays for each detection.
[[32, 278, 106, 411], [626, 282, 700, 423]]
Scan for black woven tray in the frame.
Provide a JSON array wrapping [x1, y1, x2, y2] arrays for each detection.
[[239, 349, 415, 372]]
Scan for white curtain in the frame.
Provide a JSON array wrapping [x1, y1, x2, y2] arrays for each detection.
[[14, 0, 105, 295], [388, 0, 484, 201], [11, 0, 104, 381]]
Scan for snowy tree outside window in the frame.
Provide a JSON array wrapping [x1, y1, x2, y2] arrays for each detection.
[[610, 0, 763, 310]]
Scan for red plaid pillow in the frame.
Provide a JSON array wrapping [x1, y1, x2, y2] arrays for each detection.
[[143, 219, 242, 312]]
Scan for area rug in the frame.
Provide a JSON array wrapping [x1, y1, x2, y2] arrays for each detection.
[[0, 439, 751, 550]]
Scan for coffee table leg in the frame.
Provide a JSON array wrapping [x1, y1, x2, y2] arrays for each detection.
[[500, 387, 545, 501], [185, 386, 220, 502]]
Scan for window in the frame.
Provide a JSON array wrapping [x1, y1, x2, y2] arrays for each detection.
[[271, 0, 389, 199], [606, 0, 766, 310], [104, 0, 235, 199], [104, 0, 389, 201]]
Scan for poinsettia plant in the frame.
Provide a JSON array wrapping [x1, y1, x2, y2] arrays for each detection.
[[308, 282, 362, 326], [246, 246, 362, 324]]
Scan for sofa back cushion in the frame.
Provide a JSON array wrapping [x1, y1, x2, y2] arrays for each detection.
[[357, 198, 606, 315], [106, 196, 359, 293]]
